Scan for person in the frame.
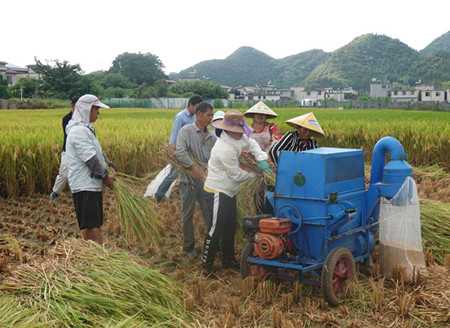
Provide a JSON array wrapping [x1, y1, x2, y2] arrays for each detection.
[[175, 101, 216, 258], [50, 97, 79, 202], [201, 110, 271, 278], [211, 110, 225, 137], [154, 95, 204, 202], [269, 112, 324, 164], [65, 94, 115, 245], [244, 101, 282, 152]]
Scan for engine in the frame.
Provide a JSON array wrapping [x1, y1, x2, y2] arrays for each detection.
[[254, 218, 291, 259]]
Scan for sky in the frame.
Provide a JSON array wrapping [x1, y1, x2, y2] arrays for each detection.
[[3, 0, 450, 75]]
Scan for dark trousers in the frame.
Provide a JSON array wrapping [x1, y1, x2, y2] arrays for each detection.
[[202, 192, 237, 265]]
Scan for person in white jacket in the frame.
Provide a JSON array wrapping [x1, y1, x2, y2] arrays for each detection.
[[66, 94, 115, 244], [201, 110, 271, 278]]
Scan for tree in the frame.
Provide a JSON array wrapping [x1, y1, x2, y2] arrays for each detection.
[[168, 80, 229, 99], [99, 73, 136, 89], [33, 59, 94, 99], [442, 81, 450, 90], [0, 75, 8, 99], [8, 77, 40, 98], [109, 52, 167, 86], [154, 79, 169, 97]]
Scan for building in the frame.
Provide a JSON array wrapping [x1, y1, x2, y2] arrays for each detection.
[[390, 89, 418, 102], [0, 61, 39, 85], [419, 89, 445, 102], [370, 78, 391, 98], [390, 83, 446, 103]]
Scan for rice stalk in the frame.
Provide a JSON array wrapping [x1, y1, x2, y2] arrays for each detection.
[[158, 143, 207, 184], [113, 172, 162, 247], [0, 295, 48, 327], [0, 238, 190, 327], [420, 199, 450, 264]]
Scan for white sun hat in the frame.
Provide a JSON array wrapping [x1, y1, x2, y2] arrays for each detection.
[[244, 101, 278, 119], [212, 110, 225, 122]]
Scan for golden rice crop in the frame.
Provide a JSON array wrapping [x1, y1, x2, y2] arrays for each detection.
[[0, 108, 448, 198]]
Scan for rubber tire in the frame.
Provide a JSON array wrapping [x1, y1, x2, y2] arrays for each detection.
[[321, 247, 356, 306], [240, 242, 254, 279]]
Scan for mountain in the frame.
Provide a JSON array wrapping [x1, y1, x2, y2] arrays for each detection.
[[421, 31, 450, 55], [303, 34, 424, 91], [170, 32, 450, 92], [273, 49, 330, 88], [171, 47, 278, 87]]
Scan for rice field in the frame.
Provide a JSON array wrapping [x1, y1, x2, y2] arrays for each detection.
[[0, 107, 449, 198], [0, 107, 449, 327]]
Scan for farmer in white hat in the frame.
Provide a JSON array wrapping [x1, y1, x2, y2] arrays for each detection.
[[201, 110, 270, 278], [244, 101, 282, 152], [269, 112, 325, 164], [211, 110, 225, 137], [65, 94, 115, 245]]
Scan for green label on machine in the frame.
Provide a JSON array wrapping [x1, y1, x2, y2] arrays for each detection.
[[294, 171, 306, 186]]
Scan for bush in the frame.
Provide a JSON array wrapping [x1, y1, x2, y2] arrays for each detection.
[[13, 98, 70, 109]]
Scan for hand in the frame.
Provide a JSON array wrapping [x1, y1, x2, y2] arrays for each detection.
[[191, 165, 204, 182], [103, 174, 115, 188], [257, 160, 273, 174]]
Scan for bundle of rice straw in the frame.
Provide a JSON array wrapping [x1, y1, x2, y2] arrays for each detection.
[[113, 171, 162, 246], [237, 153, 276, 215], [159, 143, 208, 183], [0, 238, 191, 327]]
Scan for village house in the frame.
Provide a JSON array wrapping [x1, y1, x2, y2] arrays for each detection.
[[0, 61, 39, 85]]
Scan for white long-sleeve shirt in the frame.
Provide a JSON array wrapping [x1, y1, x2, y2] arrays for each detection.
[[205, 132, 267, 197]]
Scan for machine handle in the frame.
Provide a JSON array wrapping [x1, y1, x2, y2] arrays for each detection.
[[275, 203, 303, 235]]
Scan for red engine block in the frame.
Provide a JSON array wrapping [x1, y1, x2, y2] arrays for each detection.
[[254, 233, 285, 259]]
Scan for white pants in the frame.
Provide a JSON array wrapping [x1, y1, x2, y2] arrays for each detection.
[[52, 151, 68, 194]]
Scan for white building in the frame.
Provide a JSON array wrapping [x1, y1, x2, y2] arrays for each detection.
[[0, 61, 39, 85]]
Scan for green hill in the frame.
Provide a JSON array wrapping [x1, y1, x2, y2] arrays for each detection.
[[421, 31, 450, 55], [304, 34, 423, 91], [170, 32, 450, 93]]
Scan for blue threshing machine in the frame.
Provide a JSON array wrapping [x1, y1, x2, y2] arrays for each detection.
[[240, 137, 413, 305]]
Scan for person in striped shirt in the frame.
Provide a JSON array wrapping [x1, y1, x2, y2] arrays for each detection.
[[269, 112, 324, 164]]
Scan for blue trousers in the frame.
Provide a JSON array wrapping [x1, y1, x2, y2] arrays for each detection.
[[155, 166, 178, 198]]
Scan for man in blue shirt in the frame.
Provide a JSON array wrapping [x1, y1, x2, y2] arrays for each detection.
[[155, 95, 203, 202]]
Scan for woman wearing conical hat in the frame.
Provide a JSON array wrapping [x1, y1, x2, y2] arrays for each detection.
[[244, 101, 282, 152], [269, 112, 325, 164]]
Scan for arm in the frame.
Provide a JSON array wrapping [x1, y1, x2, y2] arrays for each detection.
[[220, 149, 255, 183], [269, 131, 293, 164], [169, 114, 184, 145], [85, 155, 109, 179], [175, 127, 194, 168], [269, 122, 282, 144], [175, 127, 203, 181]]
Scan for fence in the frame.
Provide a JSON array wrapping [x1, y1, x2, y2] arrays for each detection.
[[101, 97, 229, 109], [321, 99, 450, 111]]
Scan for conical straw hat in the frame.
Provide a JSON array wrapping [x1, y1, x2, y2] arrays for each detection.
[[285, 112, 325, 137], [244, 101, 278, 119]]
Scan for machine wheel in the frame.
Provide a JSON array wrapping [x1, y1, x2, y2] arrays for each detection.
[[240, 242, 270, 281], [321, 247, 356, 306]]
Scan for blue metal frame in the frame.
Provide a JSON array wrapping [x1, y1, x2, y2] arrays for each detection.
[[247, 137, 413, 283]]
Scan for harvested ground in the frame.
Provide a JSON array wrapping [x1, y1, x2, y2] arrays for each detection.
[[1, 170, 449, 327]]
